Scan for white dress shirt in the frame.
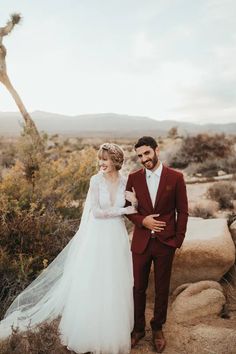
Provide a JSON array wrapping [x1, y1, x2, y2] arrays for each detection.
[[145, 162, 163, 207]]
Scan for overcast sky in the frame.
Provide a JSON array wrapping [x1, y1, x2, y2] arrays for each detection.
[[0, 0, 235, 123]]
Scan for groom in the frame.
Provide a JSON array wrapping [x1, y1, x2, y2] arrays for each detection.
[[125, 136, 188, 353]]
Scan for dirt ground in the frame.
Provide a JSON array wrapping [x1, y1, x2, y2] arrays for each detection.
[[131, 275, 236, 354]]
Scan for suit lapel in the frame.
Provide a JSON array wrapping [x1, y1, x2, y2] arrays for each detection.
[[154, 165, 168, 209], [140, 169, 153, 211]]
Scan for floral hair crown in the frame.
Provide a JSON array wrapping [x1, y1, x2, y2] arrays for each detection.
[[101, 143, 119, 154], [100, 143, 124, 162]]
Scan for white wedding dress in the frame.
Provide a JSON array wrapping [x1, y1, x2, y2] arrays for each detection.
[[0, 172, 134, 354]]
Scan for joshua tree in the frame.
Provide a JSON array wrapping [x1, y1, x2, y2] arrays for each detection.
[[0, 13, 43, 149]]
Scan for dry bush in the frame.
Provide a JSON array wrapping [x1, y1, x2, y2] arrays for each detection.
[[0, 320, 69, 354], [189, 204, 215, 218], [207, 182, 236, 209], [0, 145, 17, 168], [0, 249, 29, 320], [0, 135, 97, 319], [0, 213, 78, 319], [186, 156, 236, 177], [169, 133, 234, 169], [167, 126, 179, 139]]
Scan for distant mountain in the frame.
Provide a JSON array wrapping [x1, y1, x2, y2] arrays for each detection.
[[0, 111, 235, 137]]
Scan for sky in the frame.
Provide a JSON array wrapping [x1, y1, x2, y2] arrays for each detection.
[[0, 0, 235, 124]]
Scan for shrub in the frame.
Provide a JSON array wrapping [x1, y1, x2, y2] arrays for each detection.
[[0, 201, 82, 319], [207, 182, 236, 209], [0, 319, 68, 354], [189, 204, 215, 218], [186, 156, 236, 177], [167, 126, 179, 139], [169, 133, 234, 169], [0, 145, 17, 168], [0, 249, 29, 319], [0, 135, 97, 319]]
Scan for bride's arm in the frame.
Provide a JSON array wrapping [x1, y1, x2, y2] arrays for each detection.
[[89, 175, 136, 218], [125, 174, 146, 228]]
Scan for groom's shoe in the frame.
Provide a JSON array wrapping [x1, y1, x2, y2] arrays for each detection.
[[131, 330, 145, 348], [152, 330, 166, 353]]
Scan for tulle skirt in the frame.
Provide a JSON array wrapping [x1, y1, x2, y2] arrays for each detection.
[[58, 215, 134, 354], [0, 214, 134, 354]]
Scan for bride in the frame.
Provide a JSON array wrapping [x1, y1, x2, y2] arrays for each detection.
[[0, 143, 137, 354]]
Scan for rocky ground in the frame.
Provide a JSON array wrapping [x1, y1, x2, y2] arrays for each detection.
[[132, 285, 236, 354]]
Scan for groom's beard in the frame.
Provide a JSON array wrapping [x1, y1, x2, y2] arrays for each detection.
[[142, 153, 158, 170]]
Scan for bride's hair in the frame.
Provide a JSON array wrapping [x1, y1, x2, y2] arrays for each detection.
[[98, 143, 124, 170]]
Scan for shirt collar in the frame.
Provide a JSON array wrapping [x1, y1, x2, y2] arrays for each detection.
[[146, 162, 163, 178]]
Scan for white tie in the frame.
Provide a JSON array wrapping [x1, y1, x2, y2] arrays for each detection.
[[149, 173, 158, 207]]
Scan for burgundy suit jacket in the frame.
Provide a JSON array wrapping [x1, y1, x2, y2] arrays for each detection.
[[126, 165, 188, 254]]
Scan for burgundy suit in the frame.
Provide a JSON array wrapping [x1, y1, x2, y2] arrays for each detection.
[[126, 165, 188, 331]]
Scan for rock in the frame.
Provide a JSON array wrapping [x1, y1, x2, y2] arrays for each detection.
[[171, 217, 235, 290], [229, 220, 236, 245], [171, 281, 226, 323], [165, 321, 236, 354], [186, 176, 208, 183], [188, 325, 236, 354], [214, 173, 234, 180], [228, 220, 236, 286], [218, 170, 227, 176]]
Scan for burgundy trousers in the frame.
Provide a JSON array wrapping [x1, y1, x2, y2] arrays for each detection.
[[132, 237, 175, 332]]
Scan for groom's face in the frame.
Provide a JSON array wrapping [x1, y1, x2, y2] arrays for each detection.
[[136, 145, 159, 171]]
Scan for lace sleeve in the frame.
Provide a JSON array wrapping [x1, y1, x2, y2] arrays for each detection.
[[89, 175, 127, 218]]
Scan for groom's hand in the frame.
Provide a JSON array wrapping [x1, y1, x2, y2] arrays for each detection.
[[142, 214, 166, 232]]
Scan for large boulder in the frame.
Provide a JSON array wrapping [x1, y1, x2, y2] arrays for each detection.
[[229, 219, 236, 245], [228, 219, 236, 286], [145, 217, 235, 300], [171, 217, 235, 290], [171, 281, 226, 323]]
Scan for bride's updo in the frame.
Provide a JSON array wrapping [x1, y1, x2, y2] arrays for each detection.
[[98, 143, 124, 170]]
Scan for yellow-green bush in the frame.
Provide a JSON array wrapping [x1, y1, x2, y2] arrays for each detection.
[[0, 135, 97, 319]]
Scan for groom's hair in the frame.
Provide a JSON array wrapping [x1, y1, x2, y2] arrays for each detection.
[[134, 136, 158, 150]]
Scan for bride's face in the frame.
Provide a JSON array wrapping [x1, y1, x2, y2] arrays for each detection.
[[98, 151, 116, 173]]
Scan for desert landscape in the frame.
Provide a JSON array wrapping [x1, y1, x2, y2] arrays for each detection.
[[1, 1, 236, 352], [0, 115, 235, 353]]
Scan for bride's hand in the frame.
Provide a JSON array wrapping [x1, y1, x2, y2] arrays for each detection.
[[125, 206, 137, 214], [125, 188, 137, 206]]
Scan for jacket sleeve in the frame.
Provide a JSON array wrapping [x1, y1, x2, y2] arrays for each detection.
[[125, 174, 146, 228], [90, 175, 129, 218], [175, 173, 188, 248]]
